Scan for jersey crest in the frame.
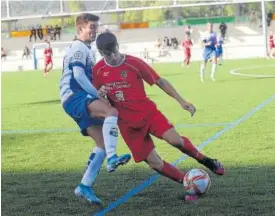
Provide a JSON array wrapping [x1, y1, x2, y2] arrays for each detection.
[[120, 70, 128, 79]]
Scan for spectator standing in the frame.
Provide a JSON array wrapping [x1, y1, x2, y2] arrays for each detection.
[[37, 25, 44, 40], [1, 47, 7, 60], [267, 12, 273, 27], [185, 25, 192, 38], [50, 26, 55, 40], [45, 25, 51, 41], [219, 22, 227, 39], [155, 38, 162, 57], [54, 25, 61, 40], [29, 27, 37, 42], [171, 36, 179, 49], [22, 46, 31, 59]]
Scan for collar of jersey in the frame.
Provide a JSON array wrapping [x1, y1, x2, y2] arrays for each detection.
[[76, 39, 91, 49], [104, 54, 126, 67]]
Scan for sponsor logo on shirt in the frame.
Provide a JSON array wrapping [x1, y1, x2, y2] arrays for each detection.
[[103, 71, 110, 77]]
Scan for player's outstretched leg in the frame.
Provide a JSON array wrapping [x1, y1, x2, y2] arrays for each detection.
[[44, 64, 48, 77], [146, 151, 185, 183], [75, 184, 101, 205], [145, 149, 198, 201], [103, 115, 131, 172], [218, 55, 223, 65], [200, 62, 206, 82], [210, 57, 217, 81], [87, 100, 131, 172], [162, 128, 225, 175], [46, 62, 53, 74], [181, 59, 185, 67], [74, 127, 106, 205], [186, 58, 190, 68], [181, 136, 224, 175], [269, 48, 275, 59]]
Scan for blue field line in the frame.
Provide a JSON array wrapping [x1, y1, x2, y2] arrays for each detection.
[[94, 94, 275, 216], [1, 122, 231, 135]]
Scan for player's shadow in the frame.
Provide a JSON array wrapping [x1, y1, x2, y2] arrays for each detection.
[[23, 99, 60, 105], [2, 165, 275, 216]]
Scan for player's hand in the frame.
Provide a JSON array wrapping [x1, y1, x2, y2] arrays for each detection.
[[181, 101, 196, 117], [100, 97, 111, 106], [98, 86, 108, 98]]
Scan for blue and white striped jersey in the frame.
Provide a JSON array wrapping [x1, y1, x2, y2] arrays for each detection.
[[59, 40, 97, 104]]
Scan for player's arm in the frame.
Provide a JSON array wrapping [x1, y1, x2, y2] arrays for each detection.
[[71, 49, 98, 96], [155, 78, 195, 116], [204, 41, 212, 46], [201, 36, 211, 46], [201, 38, 208, 47], [136, 57, 196, 116]]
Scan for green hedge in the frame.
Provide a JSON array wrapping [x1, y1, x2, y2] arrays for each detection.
[[177, 16, 235, 26], [148, 16, 236, 29]]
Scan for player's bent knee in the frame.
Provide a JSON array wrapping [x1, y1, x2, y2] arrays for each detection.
[[162, 129, 182, 147]]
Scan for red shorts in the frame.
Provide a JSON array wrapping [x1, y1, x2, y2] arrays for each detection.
[[184, 51, 191, 59], [118, 109, 174, 163], [45, 58, 52, 65]]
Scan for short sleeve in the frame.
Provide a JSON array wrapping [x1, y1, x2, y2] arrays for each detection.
[[133, 57, 160, 86], [70, 44, 87, 69]]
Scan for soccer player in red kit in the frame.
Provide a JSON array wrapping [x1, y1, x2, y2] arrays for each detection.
[[268, 31, 275, 59], [181, 34, 193, 67], [44, 41, 53, 76], [93, 32, 224, 200]]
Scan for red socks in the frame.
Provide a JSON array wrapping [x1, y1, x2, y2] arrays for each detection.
[[179, 136, 205, 161], [156, 161, 185, 184]]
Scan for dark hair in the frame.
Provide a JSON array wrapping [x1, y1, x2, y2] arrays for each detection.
[[76, 13, 99, 26], [96, 32, 118, 55]]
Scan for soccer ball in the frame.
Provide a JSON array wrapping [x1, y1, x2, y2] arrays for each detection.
[[183, 168, 211, 196]]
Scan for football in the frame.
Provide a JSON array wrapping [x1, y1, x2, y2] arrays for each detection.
[[183, 168, 211, 196]]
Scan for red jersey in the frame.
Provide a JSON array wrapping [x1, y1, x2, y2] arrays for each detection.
[[44, 48, 53, 60], [182, 39, 193, 53], [93, 55, 160, 125], [269, 35, 274, 48]]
